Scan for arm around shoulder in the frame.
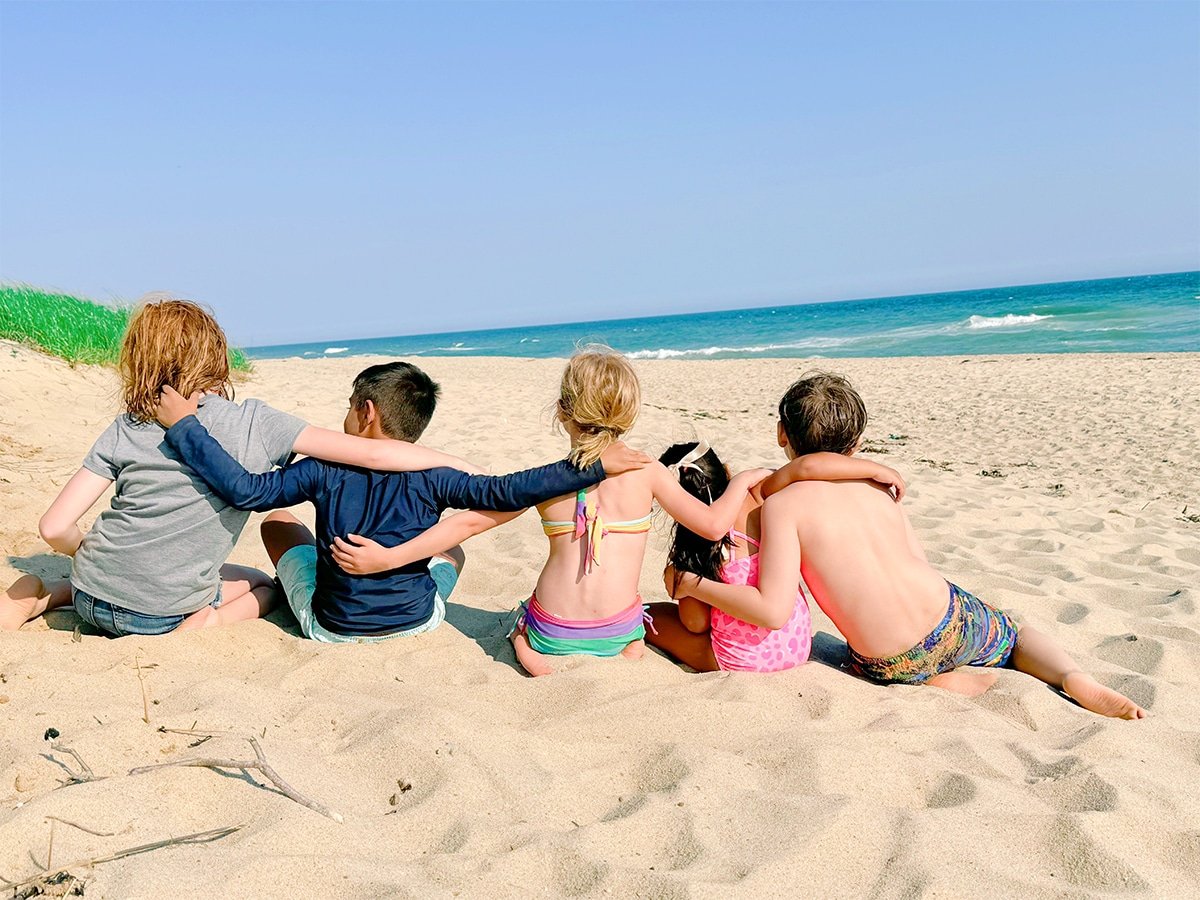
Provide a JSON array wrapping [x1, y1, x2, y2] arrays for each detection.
[[653, 463, 758, 541], [761, 452, 906, 501], [292, 426, 484, 474]]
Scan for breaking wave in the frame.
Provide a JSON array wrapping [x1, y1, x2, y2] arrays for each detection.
[[625, 336, 859, 360], [965, 313, 1053, 330]]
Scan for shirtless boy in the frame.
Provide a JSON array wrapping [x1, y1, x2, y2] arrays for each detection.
[[665, 373, 1145, 719]]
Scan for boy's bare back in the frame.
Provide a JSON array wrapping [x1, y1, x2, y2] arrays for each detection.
[[769, 478, 952, 659]]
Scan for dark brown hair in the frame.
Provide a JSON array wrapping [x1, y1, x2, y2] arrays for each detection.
[[351, 361, 440, 441], [778, 372, 867, 456], [660, 442, 734, 588]]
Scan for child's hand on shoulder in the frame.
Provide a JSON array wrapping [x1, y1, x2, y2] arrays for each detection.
[[154, 385, 201, 429], [872, 464, 906, 501], [600, 441, 653, 476], [737, 467, 776, 501], [729, 467, 773, 494]]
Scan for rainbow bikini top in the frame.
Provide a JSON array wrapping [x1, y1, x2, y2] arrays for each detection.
[[541, 489, 653, 574]]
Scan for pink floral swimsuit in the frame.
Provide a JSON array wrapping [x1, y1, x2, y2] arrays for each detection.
[[709, 529, 812, 673]]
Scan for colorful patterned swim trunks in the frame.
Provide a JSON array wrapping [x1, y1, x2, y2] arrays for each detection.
[[848, 582, 1018, 684]]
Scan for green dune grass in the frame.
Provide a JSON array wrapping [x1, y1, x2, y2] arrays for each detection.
[[0, 284, 250, 371]]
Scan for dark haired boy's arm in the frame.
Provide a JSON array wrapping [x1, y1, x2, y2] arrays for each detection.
[[427, 442, 650, 511], [428, 457, 605, 512], [164, 415, 321, 511], [759, 453, 906, 500]]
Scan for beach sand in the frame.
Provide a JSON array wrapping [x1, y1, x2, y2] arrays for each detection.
[[1, 344, 1197, 898]]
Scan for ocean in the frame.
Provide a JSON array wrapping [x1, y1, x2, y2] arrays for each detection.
[[247, 271, 1200, 362]]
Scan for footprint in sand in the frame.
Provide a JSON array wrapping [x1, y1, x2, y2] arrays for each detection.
[[925, 772, 977, 808], [658, 820, 704, 871], [1015, 536, 1063, 553], [1008, 744, 1084, 783], [635, 745, 692, 795], [1042, 815, 1147, 891], [1056, 602, 1089, 624], [1094, 634, 1164, 676], [434, 819, 471, 854], [1149, 587, 1194, 615], [600, 794, 650, 822], [797, 684, 832, 720], [974, 688, 1039, 732], [1054, 721, 1105, 751], [552, 851, 610, 897]]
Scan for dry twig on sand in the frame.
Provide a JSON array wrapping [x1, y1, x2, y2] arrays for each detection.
[[129, 729, 343, 823], [43, 731, 102, 789], [44, 816, 124, 838], [1, 824, 244, 897], [133, 656, 150, 725]]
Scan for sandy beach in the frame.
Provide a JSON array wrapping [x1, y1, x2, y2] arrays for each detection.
[[1, 344, 1197, 898]]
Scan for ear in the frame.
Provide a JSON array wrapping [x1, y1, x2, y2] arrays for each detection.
[[777, 421, 788, 449], [357, 399, 378, 430]]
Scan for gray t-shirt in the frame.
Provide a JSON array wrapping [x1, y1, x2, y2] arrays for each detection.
[[71, 396, 306, 616]]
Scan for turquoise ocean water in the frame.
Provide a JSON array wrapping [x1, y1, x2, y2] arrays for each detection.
[[248, 272, 1199, 361]]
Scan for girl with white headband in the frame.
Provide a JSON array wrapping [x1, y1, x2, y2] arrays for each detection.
[[646, 439, 899, 673]]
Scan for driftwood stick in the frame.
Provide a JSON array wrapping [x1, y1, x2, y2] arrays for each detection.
[[45, 816, 121, 838], [4, 824, 244, 895], [45, 819, 55, 871], [134, 656, 150, 724], [130, 732, 343, 823], [48, 741, 99, 786], [129, 757, 258, 774]]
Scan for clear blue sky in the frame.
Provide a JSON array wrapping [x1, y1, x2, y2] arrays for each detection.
[[2, 1, 1197, 347]]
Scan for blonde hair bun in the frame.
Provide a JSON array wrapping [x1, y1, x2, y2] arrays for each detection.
[[558, 345, 641, 469]]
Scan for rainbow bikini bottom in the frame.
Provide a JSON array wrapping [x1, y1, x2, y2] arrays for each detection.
[[513, 594, 649, 657]]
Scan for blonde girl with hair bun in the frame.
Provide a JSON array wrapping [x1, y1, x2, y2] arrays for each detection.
[[0, 294, 481, 636]]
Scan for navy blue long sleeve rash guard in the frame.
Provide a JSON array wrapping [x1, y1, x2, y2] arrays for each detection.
[[164, 415, 605, 635]]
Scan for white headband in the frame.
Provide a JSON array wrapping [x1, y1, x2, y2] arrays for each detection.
[[668, 441, 711, 477]]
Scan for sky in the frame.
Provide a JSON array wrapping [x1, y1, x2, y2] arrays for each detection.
[[1, 2, 1197, 348]]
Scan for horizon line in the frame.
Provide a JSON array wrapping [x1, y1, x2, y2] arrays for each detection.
[[245, 268, 1199, 352]]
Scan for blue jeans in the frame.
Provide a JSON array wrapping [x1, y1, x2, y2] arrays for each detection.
[[73, 586, 223, 637]]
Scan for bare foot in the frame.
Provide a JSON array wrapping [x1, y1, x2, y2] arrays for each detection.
[[1062, 672, 1146, 719], [621, 639, 645, 661], [1, 576, 71, 630], [512, 632, 555, 677], [928, 668, 999, 697]]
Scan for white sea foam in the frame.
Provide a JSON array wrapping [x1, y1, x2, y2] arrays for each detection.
[[965, 313, 1053, 330], [324, 347, 349, 354], [625, 336, 858, 360]]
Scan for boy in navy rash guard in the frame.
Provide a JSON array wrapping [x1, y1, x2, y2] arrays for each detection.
[[153, 361, 648, 642]]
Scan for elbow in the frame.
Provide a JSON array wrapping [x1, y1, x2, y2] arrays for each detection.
[[763, 609, 791, 631], [761, 598, 793, 631], [696, 520, 727, 542], [38, 513, 67, 546], [788, 458, 816, 482]]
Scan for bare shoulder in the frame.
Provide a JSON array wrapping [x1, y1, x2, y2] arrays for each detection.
[[762, 482, 814, 515], [764, 480, 857, 520], [613, 460, 662, 493]]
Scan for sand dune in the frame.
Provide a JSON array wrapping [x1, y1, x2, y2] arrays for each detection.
[[1, 344, 1197, 897]]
